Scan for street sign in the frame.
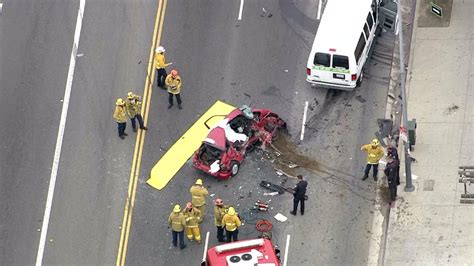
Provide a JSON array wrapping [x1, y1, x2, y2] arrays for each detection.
[[400, 126, 408, 143], [430, 2, 443, 18]]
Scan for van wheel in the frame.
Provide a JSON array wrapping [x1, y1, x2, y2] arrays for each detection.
[[356, 71, 363, 87], [230, 161, 240, 176]]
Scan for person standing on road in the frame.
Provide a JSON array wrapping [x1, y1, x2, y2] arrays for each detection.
[[125, 92, 148, 132], [168, 204, 187, 249], [154, 46, 172, 88], [385, 155, 400, 207], [113, 98, 128, 140], [165, 69, 182, 109], [183, 202, 202, 243], [290, 175, 308, 216], [213, 198, 227, 242], [190, 179, 208, 221], [222, 207, 241, 243], [361, 139, 384, 181]]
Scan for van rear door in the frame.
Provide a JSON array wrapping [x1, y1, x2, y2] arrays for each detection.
[[309, 52, 352, 87]]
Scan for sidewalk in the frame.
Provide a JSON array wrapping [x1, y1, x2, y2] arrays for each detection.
[[384, 0, 474, 265]]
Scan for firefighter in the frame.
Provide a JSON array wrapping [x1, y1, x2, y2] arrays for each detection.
[[125, 92, 148, 132], [165, 69, 182, 109], [361, 138, 384, 181], [183, 202, 202, 243], [154, 46, 172, 88], [213, 198, 227, 242], [168, 204, 187, 249], [222, 207, 241, 243], [113, 98, 128, 139], [190, 179, 208, 222]]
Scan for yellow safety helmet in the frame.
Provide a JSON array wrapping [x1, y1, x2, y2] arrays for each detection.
[[127, 92, 135, 99], [371, 138, 379, 146], [228, 207, 236, 216], [116, 98, 124, 106], [173, 204, 181, 213], [195, 179, 203, 186]]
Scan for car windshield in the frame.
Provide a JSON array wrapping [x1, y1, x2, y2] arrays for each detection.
[[228, 115, 252, 136]]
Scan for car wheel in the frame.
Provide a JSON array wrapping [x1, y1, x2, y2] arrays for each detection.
[[356, 71, 363, 87], [230, 161, 240, 177]]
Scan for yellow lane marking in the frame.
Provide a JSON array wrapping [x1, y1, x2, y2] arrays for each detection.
[[146, 100, 235, 190], [116, 0, 165, 265]]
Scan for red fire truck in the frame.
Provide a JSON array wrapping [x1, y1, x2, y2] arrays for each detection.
[[202, 238, 280, 266]]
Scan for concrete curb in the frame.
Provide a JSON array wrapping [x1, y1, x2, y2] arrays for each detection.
[[367, 1, 420, 265]]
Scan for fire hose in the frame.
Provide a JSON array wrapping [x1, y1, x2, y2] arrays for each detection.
[[256, 219, 273, 240], [255, 219, 273, 232]]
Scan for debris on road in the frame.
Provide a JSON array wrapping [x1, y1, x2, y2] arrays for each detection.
[[260, 180, 285, 194], [274, 213, 287, 222], [356, 95, 366, 103], [253, 200, 269, 211], [263, 192, 279, 196]]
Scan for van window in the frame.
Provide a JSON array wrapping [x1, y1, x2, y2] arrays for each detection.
[[333, 55, 349, 69], [354, 33, 366, 63], [314, 53, 330, 67], [363, 24, 370, 39], [366, 12, 374, 30]]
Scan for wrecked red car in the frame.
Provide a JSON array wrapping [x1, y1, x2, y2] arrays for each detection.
[[192, 106, 286, 180]]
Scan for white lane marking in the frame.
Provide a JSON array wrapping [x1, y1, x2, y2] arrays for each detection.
[[317, 0, 322, 20], [35, 0, 86, 265], [300, 101, 309, 141], [238, 0, 244, 20], [283, 234, 291, 266], [0, 3, 3, 15], [202, 232, 210, 263]]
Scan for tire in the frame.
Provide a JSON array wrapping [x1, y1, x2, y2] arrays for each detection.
[[356, 71, 363, 87], [230, 161, 240, 177]]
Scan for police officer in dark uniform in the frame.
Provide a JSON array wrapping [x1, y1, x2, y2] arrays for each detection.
[[385, 155, 400, 207], [290, 175, 308, 216]]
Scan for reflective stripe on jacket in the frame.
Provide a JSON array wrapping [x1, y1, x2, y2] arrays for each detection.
[[361, 144, 384, 164], [190, 185, 208, 207], [113, 106, 127, 123], [222, 214, 241, 232], [183, 208, 201, 228], [168, 212, 186, 232]]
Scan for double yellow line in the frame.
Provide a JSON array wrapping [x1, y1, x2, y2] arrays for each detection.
[[116, 0, 167, 265]]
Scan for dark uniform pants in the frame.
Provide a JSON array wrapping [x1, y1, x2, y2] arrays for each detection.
[[157, 68, 167, 87], [172, 230, 185, 248], [130, 114, 145, 129], [217, 226, 225, 241], [364, 163, 379, 178], [117, 122, 126, 136], [226, 229, 238, 243], [293, 197, 305, 214], [168, 92, 182, 105]]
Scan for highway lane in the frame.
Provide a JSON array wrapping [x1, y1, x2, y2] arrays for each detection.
[[40, 1, 157, 264], [0, 1, 76, 264]]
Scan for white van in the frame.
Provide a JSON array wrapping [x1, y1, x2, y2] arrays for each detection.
[[306, 0, 398, 90]]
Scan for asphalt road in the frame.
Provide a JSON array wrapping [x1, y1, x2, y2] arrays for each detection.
[[0, 0, 396, 265], [0, 1, 76, 264], [0, 0, 156, 264]]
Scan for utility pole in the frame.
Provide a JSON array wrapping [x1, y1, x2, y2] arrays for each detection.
[[397, 0, 415, 192]]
